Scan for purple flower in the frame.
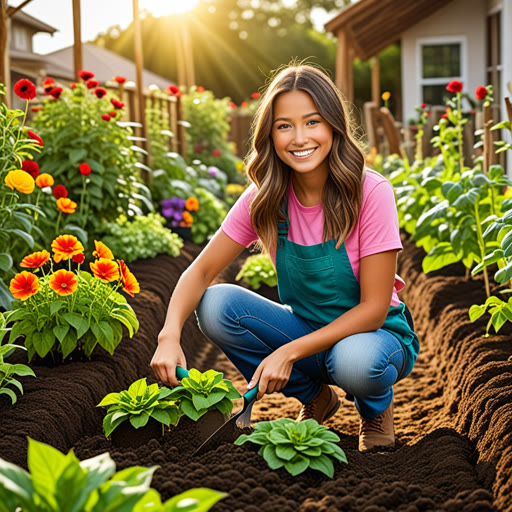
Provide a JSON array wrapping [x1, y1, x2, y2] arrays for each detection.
[[171, 220, 180, 227], [208, 166, 219, 177], [162, 208, 173, 218], [161, 199, 173, 209], [173, 211, 183, 222]]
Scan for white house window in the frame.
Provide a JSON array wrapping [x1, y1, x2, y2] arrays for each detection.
[[13, 27, 29, 51], [417, 38, 466, 106]]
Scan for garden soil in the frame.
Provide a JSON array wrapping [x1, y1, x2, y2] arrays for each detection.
[[1, 238, 511, 512]]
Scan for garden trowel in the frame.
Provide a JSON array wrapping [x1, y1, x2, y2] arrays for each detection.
[[175, 366, 258, 456]]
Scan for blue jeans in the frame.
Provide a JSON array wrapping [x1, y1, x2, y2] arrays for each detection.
[[195, 284, 406, 419]]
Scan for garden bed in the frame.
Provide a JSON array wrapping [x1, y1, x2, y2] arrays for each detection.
[[1, 239, 511, 511]]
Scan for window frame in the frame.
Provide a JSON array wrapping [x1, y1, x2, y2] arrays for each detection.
[[416, 36, 467, 106]]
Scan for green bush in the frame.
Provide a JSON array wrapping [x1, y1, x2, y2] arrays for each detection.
[[236, 253, 277, 290], [191, 187, 227, 245], [100, 213, 183, 262], [32, 82, 153, 235]]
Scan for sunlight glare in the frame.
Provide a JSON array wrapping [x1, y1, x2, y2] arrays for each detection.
[[141, 0, 199, 17]]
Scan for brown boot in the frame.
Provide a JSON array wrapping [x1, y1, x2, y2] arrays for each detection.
[[296, 385, 341, 424], [358, 400, 395, 452]]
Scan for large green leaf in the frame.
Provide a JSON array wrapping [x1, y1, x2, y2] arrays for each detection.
[[0, 457, 35, 512], [422, 242, 462, 273], [0, 253, 13, 272], [159, 488, 227, 512], [91, 321, 115, 355], [62, 312, 89, 339]]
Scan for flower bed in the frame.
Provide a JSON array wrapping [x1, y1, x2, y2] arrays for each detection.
[[1, 240, 510, 511]]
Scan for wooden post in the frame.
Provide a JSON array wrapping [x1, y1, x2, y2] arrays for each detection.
[[132, 0, 150, 184], [371, 56, 380, 106], [0, 1, 7, 96], [175, 21, 186, 87], [72, 0, 82, 78], [336, 30, 353, 102], [177, 96, 187, 157]]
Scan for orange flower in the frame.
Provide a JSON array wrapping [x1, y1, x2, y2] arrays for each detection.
[[56, 197, 77, 214], [10, 271, 39, 300], [182, 211, 193, 225], [35, 173, 54, 188], [92, 240, 114, 260], [51, 235, 85, 263], [119, 260, 140, 297], [20, 250, 50, 269], [185, 197, 199, 211], [5, 169, 35, 194], [90, 258, 119, 282], [49, 269, 78, 296]]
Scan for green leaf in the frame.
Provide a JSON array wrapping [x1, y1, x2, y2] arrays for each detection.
[[69, 148, 88, 163], [91, 321, 115, 355], [160, 488, 227, 512], [130, 412, 150, 429], [262, 444, 285, 470], [53, 324, 70, 344], [275, 444, 297, 461], [180, 398, 202, 421], [0, 457, 35, 511], [61, 328, 77, 359], [495, 261, 512, 284], [62, 312, 89, 339], [32, 330, 55, 358], [284, 454, 310, 476], [97, 392, 121, 407], [4, 229, 34, 249], [11, 364, 35, 377], [0, 253, 13, 273], [50, 301, 66, 316], [422, 242, 461, 273], [308, 455, 335, 478], [0, 388, 17, 404]]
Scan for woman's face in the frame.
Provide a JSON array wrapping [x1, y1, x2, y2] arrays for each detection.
[[271, 89, 333, 178]]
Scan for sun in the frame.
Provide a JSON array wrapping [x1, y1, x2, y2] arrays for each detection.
[[141, 0, 199, 17]]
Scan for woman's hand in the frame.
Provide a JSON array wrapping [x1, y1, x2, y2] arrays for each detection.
[[150, 336, 187, 388], [247, 346, 295, 400]]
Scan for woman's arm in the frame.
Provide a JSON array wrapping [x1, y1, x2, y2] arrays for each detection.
[[248, 249, 399, 398], [151, 229, 245, 386]]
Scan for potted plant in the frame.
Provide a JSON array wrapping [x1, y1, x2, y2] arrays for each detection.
[[160, 196, 199, 240], [97, 377, 180, 448], [168, 368, 241, 441]]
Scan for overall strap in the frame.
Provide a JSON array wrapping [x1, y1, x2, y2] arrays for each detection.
[[277, 199, 289, 247]]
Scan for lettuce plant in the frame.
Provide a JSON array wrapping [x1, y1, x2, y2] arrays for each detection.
[[236, 253, 277, 290], [0, 312, 35, 405], [0, 437, 225, 512], [235, 418, 348, 478], [167, 368, 241, 421], [97, 378, 180, 437]]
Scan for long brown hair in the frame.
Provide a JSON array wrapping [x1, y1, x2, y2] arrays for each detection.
[[246, 64, 365, 253]]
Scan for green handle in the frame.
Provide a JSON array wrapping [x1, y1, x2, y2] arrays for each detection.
[[243, 384, 259, 402], [176, 366, 189, 380]]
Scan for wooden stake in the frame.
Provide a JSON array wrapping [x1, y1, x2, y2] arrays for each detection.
[[0, 0, 7, 99], [72, 0, 82, 79]]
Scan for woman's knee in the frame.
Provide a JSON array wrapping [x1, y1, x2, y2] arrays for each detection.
[[195, 284, 238, 340]]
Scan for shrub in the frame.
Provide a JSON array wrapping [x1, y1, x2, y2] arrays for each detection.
[[32, 80, 153, 235], [191, 187, 227, 245], [236, 253, 277, 290], [5, 236, 139, 362], [97, 378, 180, 437], [235, 418, 348, 478], [100, 213, 183, 262], [167, 368, 241, 421]]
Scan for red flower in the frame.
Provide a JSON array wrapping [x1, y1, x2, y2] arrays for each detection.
[[53, 184, 68, 199], [421, 103, 427, 109], [86, 79, 99, 89], [27, 130, 43, 146], [194, 145, 203, 153], [241, 101, 248, 108], [167, 85, 182, 97], [441, 113, 448, 119], [426, 112, 431, 117], [43, 77, 55, 93], [78, 70, 95, 81], [101, 113, 111, 121], [21, 160, 40, 179], [446, 80, 463, 93], [31, 106, 43, 113], [111, 98, 125, 109], [14, 79, 36, 100], [114, 76, 126, 84], [95, 87, 107, 99], [49, 269, 78, 297], [197, 86, 205, 92], [475, 86, 487, 100], [212, 149, 221, 156], [20, 250, 50, 269], [228, 101, 237, 109], [49, 87, 63, 99], [70, 82, 77, 89], [251, 92, 261, 100], [71, 252, 85, 264], [109, 111, 117, 117], [79, 163, 91, 176]]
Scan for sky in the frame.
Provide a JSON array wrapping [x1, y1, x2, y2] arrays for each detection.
[[11, 0, 333, 56]]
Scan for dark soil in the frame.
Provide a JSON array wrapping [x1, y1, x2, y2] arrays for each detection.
[[1, 239, 511, 511]]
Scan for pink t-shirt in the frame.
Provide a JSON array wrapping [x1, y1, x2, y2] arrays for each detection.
[[222, 168, 405, 306]]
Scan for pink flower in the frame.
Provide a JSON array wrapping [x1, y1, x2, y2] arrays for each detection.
[[212, 150, 221, 157]]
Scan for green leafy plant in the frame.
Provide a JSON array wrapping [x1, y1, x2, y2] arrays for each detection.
[[97, 377, 180, 437], [191, 187, 227, 245], [235, 418, 347, 478], [100, 213, 183, 263], [5, 236, 139, 362], [0, 81, 44, 310], [0, 437, 225, 512], [167, 368, 241, 422], [0, 312, 35, 405], [32, 79, 153, 235], [236, 253, 277, 290]]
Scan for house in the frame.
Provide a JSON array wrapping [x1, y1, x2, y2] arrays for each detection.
[[325, 0, 512, 170]]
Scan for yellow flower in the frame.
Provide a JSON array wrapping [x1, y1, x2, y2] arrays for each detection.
[[235, 160, 245, 172], [226, 184, 245, 195], [4, 169, 35, 194], [35, 173, 54, 188], [56, 197, 77, 214], [504, 187, 512, 199], [381, 91, 391, 101]]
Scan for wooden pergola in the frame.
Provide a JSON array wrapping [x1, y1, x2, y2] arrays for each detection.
[[324, 0, 456, 104]]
